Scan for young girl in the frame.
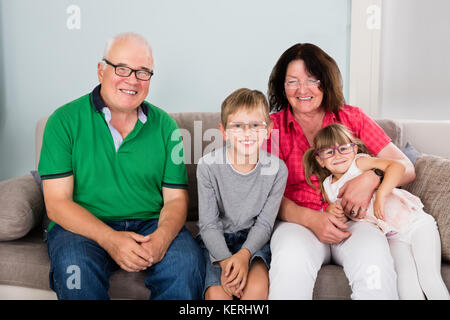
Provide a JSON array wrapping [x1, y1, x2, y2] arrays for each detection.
[[303, 123, 449, 300]]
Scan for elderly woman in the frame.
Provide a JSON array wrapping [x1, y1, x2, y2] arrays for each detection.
[[266, 43, 416, 299]]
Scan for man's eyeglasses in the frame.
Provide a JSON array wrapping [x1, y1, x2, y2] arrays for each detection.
[[103, 59, 154, 81], [315, 142, 356, 159], [227, 121, 268, 133], [284, 79, 320, 89]]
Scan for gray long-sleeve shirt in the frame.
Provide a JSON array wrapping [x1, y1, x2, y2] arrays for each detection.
[[197, 146, 288, 263]]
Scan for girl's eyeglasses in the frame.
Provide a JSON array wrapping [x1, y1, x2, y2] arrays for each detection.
[[315, 142, 356, 159]]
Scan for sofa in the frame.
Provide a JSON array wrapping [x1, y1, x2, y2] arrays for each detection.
[[0, 112, 449, 299]]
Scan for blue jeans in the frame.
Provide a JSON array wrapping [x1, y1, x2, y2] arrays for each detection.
[[47, 219, 205, 300], [197, 230, 271, 297]]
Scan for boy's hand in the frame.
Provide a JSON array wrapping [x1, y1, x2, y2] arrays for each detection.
[[373, 195, 385, 221], [219, 257, 237, 297], [219, 261, 236, 297], [325, 202, 348, 223], [219, 249, 251, 298]]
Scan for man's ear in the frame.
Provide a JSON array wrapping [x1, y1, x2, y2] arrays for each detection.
[[218, 123, 227, 141], [97, 62, 104, 83]]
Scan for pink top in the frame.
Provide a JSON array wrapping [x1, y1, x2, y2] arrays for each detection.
[[265, 105, 392, 211]]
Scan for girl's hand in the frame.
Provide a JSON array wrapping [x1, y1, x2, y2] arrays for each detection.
[[325, 203, 348, 224], [373, 195, 385, 221]]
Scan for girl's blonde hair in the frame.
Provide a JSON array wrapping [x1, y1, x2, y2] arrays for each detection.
[[303, 123, 370, 196]]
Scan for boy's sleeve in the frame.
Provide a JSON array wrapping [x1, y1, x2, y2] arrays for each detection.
[[197, 160, 232, 264], [242, 159, 288, 256], [162, 116, 188, 189], [38, 111, 74, 180]]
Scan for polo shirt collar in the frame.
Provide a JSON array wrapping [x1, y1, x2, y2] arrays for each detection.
[[91, 84, 148, 122]]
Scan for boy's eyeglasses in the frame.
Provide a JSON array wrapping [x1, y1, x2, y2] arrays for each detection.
[[315, 142, 356, 159], [226, 121, 267, 133]]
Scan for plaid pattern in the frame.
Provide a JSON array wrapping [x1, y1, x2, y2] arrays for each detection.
[[265, 105, 392, 211]]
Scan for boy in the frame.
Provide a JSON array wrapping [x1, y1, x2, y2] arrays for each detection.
[[197, 88, 288, 299]]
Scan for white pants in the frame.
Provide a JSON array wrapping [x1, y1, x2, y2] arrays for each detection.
[[269, 220, 399, 300], [388, 213, 449, 300]]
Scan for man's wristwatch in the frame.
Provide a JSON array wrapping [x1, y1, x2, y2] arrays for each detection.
[[371, 168, 384, 184]]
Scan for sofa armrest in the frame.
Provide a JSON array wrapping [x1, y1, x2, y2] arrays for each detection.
[[403, 154, 450, 262], [0, 174, 44, 241]]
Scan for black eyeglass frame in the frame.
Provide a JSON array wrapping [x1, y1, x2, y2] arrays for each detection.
[[102, 58, 154, 81]]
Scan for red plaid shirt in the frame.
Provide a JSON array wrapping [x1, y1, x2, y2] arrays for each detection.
[[265, 105, 391, 211]]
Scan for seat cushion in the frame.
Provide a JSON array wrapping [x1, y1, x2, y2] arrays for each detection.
[[313, 264, 351, 299], [1, 227, 449, 299], [0, 227, 151, 299]]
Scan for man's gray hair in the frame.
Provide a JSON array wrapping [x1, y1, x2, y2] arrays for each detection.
[[102, 32, 153, 69]]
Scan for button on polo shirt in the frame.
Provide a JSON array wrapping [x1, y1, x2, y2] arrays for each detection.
[[38, 85, 188, 232]]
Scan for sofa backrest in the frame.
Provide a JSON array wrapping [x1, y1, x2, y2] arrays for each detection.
[[35, 113, 450, 221]]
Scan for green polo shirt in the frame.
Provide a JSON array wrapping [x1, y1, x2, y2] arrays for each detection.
[[38, 85, 188, 232]]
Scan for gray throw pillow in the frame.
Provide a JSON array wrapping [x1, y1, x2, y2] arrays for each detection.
[[0, 175, 44, 241], [401, 141, 420, 164]]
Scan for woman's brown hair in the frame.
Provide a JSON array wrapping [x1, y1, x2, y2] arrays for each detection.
[[268, 43, 345, 115], [303, 124, 370, 196]]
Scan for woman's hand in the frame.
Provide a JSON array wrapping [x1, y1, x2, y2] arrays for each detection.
[[309, 211, 351, 244], [337, 170, 380, 219]]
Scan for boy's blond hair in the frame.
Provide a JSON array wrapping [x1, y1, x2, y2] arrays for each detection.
[[221, 88, 270, 127]]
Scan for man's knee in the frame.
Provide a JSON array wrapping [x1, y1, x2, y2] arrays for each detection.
[[48, 228, 111, 299], [172, 230, 204, 273], [158, 228, 205, 288]]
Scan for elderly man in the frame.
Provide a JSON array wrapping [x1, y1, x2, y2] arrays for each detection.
[[38, 33, 205, 299]]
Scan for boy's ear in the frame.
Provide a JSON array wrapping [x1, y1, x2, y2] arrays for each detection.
[[218, 123, 227, 141], [266, 121, 274, 139]]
